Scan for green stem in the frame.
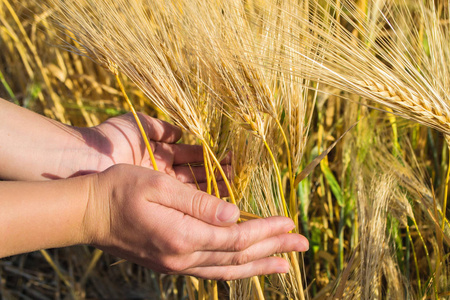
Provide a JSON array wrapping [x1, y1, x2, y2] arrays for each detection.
[[411, 216, 435, 296], [0, 69, 18, 104], [406, 223, 421, 296]]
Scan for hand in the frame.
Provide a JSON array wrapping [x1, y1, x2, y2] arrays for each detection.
[[83, 164, 309, 280], [90, 112, 186, 168], [77, 113, 230, 194], [0, 99, 229, 188]]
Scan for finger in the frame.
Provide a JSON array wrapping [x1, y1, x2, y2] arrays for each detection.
[[188, 233, 308, 268], [154, 176, 240, 226], [220, 151, 232, 165], [182, 216, 295, 252], [171, 145, 233, 165], [137, 113, 182, 143], [173, 165, 208, 183], [171, 144, 204, 165], [174, 165, 232, 183], [186, 181, 230, 197], [182, 257, 290, 281], [152, 142, 175, 171]]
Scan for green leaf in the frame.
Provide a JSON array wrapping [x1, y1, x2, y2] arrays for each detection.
[[320, 161, 344, 207]]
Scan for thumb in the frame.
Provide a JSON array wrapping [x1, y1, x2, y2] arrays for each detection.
[[190, 190, 240, 226], [154, 174, 239, 226], [137, 113, 182, 143]]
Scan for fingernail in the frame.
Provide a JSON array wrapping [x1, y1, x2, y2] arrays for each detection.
[[216, 202, 239, 223], [286, 222, 296, 232], [295, 237, 309, 252], [300, 239, 310, 251]]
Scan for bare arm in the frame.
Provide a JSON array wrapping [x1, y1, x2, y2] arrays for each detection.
[[0, 98, 92, 180], [0, 164, 309, 280], [0, 98, 229, 191], [0, 98, 309, 280], [0, 174, 90, 257]]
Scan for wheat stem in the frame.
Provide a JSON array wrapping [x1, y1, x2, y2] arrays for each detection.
[[262, 139, 288, 218], [211, 280, 218, 300], [39, 250, 76, 298], [185, 276, 196, 300], [410, 216, 434, 292], [262, 137, 305, 298], [80, 249, 103, 286], [201, 144, 220, 300], [203, 144, 212, 195], [441, 140, 450, 236], [290, 251, 305, 300], [198, 279, 205, 300], [202, 141, 266, 299], [251, 276, 265, 299], [203, 143, 220, 198], [202, 140, 236, 206], [273, 117, 297, 228], [114, 73, 158, 171], [406, 223, 422, 296]]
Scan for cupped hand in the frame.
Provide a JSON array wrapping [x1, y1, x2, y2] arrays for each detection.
[[83, 164, 309, 280], [82, 113, 230, 193]]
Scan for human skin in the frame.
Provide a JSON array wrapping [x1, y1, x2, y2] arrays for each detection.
[[0, 98, 309, 280], [0, 98, 230, 189]]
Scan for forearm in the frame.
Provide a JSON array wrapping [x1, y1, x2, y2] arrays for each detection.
[[0, 98, 98, 180], [0, 175, 92, 258]]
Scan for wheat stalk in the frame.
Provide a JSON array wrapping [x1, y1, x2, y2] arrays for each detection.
[[250, 0, 450, 136], [49, 0, 316, 298]]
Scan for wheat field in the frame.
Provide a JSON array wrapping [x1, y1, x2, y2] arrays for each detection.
[[0, 0, 449, 299]]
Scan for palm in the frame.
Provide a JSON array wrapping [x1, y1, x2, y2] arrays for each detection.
[[93, 113, 229, 194]]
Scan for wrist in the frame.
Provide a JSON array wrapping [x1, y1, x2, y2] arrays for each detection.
[[53, 125, 120, 179], [55, 127, 103, 178], [79, 167, 113, 247], [0, 174, 95, 257]]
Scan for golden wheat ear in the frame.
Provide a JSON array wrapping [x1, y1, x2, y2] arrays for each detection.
[[259, 0, 450, 136]]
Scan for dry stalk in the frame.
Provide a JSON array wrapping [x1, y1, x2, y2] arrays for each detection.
[[252, 0, 450, 139], [49, 0, 317, 298]]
